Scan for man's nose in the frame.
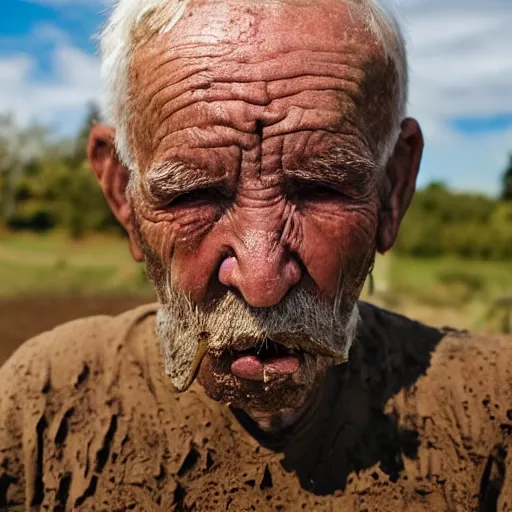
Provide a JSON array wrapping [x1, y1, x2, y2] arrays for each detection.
[[218, 231, 302, 308]]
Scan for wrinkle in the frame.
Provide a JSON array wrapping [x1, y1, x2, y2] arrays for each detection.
[[156, 126, 257, 153], [0, 474, 18, 509], [142, 63, 212, 114], [264, 108, 354, 139], [51, 406, 74, 448], [54, 472, 71, 511], [138, 197, 222, 251], [210, 54, 369, 85], [95, 415, 118, 474], [279, 203, 299, 250], [151, 84, 360, 145], [30, 414, 47, 507]]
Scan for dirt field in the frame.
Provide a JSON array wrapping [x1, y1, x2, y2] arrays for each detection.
[[0, 296, 152, 367]]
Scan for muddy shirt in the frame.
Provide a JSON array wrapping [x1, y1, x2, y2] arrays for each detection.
[[0, 303, 511, 512]]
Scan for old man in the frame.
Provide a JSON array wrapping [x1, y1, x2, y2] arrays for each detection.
[[1, 0, 511, 510]]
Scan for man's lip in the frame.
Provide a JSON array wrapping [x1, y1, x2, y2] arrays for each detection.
[[220, 338, 306, 382], [230, 354, 301, 382], [202, 337, 348, 384]]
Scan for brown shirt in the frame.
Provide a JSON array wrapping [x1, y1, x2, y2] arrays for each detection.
[[0, 303, 511, 512]]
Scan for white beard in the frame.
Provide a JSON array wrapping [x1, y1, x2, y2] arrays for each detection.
[[156, 283, 360, 391]]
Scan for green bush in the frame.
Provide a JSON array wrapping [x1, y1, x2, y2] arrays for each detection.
[[396, 183, 512, 260], [4, 158, 122, 238]]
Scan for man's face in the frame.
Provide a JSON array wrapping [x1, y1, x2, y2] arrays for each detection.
[[91, 0, 422, 414]]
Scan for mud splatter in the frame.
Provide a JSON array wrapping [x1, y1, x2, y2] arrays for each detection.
[[0, 303, 510, 511]]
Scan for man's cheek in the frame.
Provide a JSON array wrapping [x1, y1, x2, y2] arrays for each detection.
[[139, 219, 177, 264], [139, 220, 225, 302], [300, 212, 377, 298]]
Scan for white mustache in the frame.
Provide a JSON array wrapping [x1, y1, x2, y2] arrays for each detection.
[[157, 284, 360, 392]]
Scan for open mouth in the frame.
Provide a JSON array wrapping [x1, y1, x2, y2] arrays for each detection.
[[225, 339, 305, 382]]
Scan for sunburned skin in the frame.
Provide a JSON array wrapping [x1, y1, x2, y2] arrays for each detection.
[[129, 0, 389, 298], [89, 0, 423, 425]]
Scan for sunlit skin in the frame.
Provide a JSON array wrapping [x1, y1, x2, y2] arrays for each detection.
[[89, 0, 423, 430]]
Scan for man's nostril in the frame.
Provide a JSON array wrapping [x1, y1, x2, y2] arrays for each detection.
[[220, 256, 236, 274], [285, 259, 302, 287], [218, 256, 238, 288]]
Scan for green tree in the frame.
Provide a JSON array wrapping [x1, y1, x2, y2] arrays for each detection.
[[0, 107, 123, 238], [9, 155, 121, 238], [502, 153, 512, 201], [0, 115, 49, 222], [68, 101, 103, 167], [396, 182, 509, 260]]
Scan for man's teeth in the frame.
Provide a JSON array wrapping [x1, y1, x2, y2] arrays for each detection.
[[228, 343, 300, 358]]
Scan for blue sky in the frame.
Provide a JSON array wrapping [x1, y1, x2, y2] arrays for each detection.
[[1, 0, 511, 195]]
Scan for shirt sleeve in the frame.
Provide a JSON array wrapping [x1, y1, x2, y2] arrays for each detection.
[[497, 342, 512, 512], [0, 307, 155, 512], [0, 338, 36, 511], [498, 450, 512, 511], [0, 326, 80, 512], [444, 333, 512, 512], [395, 330, 512, 509]]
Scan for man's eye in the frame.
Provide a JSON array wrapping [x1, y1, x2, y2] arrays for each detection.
[[167, 188, 228, 208], [293, 183, 344, 202], [307, 185, 340, 199]]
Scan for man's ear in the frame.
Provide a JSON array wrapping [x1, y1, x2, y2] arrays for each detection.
[[88, 124, 144, 262], [377, 118, 424, 254]]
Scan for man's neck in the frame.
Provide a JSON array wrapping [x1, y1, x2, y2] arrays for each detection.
[[240, 373, 329, 436], [247, 405, 311, 432]]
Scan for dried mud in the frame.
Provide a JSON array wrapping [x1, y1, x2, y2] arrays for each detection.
[[0, 296, 149, 366], [0, 300, 511, 511]]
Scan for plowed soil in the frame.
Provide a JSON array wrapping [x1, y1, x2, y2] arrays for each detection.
[[0, 297, 151, 367]]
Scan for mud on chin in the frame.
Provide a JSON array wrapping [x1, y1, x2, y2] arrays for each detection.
[[197, 352, 325, 413]]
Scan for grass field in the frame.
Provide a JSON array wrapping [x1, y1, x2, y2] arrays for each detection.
[[368, 255, 512, 333], [0, 231, 154, 297], [1, 231, 511, 333]]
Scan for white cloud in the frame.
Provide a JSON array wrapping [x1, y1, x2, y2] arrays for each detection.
[[24, 0, 104, 5], [0, 55, 33, 86], [30, 23, 70, 45], [404, 2, 512, 126], [0, 25, 101, 135]]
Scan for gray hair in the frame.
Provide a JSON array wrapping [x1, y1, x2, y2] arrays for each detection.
[[100, 0, 408, 172]]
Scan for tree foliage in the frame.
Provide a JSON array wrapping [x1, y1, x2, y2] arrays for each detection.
[[0, 115, 50, 220], [0, 104, 122, 238], [502, 153, 512, 201], [395, 183, 512, 260]]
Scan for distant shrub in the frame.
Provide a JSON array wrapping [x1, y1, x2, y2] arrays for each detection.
[[396, 183, 512, 260], [437, 270, 484, 293]]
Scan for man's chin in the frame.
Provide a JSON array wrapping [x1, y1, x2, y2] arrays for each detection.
[[197, 351, 326, 413]]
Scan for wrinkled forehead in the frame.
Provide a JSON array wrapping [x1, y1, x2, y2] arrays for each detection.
[[127, 0, 396, 172]]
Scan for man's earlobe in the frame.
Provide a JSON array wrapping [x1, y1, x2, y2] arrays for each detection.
[[377, 118, 424, 254], [88, 124, 144, 262]]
